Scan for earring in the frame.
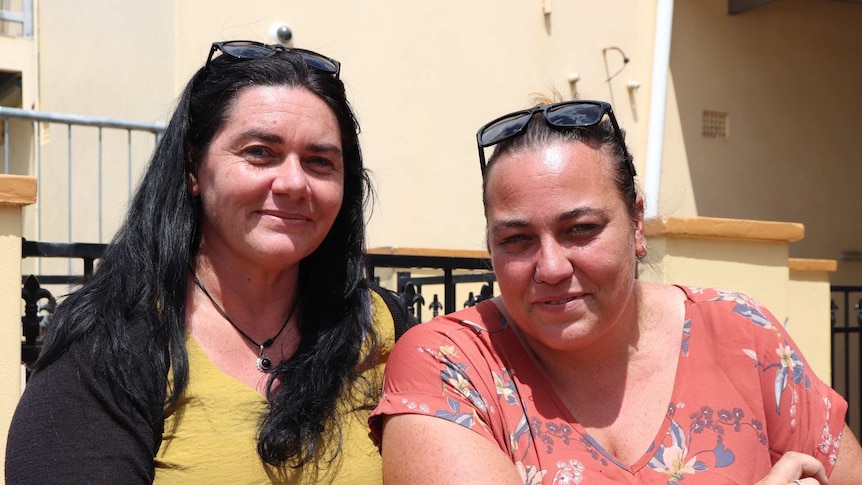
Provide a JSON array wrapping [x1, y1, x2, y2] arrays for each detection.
[[636, 242, 647, 260]]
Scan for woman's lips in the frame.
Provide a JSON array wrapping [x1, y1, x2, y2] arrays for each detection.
[[535, 293, 585, 305]]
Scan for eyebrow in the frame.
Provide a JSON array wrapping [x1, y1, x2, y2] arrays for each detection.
[[242, 129, 283, 144], [307, 142, 343, 156], [490, 206, 603, 231], [558, 207, 602, 221], [240, 130, 343, 156]]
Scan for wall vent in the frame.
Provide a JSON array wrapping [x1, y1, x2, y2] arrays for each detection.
[[702, 111, 729, 138]]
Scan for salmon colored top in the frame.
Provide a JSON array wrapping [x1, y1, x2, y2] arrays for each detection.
[[370, 286, 846, 484]]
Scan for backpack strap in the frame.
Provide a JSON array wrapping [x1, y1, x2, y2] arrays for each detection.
[[367, 280, 419, 341]]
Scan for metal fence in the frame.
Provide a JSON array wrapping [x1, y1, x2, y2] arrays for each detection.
[[0, 107, 165, 279], [830, 286, 862, 439], [18, 243, 497, 372]]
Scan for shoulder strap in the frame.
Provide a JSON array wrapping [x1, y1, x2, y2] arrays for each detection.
[[367, 280, 419, 341]]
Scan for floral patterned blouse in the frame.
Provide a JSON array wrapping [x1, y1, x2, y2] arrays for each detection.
[[369, 286, 847, 484]]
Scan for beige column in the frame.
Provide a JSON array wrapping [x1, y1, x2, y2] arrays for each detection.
[[643, 216, 805, 322], [642, 216, 834, 377], [0, 175, 37, 479], [787, 258, 837, 384]]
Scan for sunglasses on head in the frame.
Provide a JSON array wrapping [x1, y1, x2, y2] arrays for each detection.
[[205, 40, 341, 78], [475, 100, 634, 176]]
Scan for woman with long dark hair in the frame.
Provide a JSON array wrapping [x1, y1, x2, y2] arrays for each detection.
[[6, 40, 396, 484]]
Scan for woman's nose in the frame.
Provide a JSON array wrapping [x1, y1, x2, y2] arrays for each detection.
[[271, 156, 310, 197], [533, 240, 573, 285]]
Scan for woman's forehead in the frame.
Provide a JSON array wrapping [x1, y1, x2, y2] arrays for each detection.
[[484, 142, 620, 214], [487, 142, 609, 187]]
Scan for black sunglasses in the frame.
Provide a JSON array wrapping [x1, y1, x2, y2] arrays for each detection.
[[205, 40, 341, 78], [475, 100, 634, 176]]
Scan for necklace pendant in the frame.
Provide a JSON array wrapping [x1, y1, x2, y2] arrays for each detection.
[[256, 344, 274, 372], [256, 354, 273, 373]]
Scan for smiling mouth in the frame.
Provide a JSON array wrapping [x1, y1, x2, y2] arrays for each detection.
[[541, 295, 582, 305], [260, 211, 310, 222]]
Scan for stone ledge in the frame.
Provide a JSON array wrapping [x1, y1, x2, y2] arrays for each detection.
[[367, 246, 490, 259], [788, 258, 837, 273], [0, 175, 36, 207], [645, 216, 804, 243]]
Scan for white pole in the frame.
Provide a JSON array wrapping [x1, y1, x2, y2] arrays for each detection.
[[644, 0, 674, 218]]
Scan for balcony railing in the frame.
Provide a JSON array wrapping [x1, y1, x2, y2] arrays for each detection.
[[830, 285, 862, 436], [0, 107, 165, 270]]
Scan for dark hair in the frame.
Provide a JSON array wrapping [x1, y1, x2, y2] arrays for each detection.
[[482, 111, 637, 216], [36, 48, 377, 470]]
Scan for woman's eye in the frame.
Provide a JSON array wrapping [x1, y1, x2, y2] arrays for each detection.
[[499, 234, 530, 246], [243, 145, 275, 161], [568, 224, 601, 240], [304, 156, 339, 173], [308, 157, 334, 167], [573, 224, 599, 233]]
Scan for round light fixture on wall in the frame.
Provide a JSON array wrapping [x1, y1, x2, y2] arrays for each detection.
[[268, 23, 293, 46]]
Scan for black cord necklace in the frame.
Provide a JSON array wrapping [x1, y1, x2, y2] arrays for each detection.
[[191, 271, 298, 373]]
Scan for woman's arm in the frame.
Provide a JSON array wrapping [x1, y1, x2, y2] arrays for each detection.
[[5, 340, 157, 484], [828, 424, 862, 485], [382, 414, 523, 485]]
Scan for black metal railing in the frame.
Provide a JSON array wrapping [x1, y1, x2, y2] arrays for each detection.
[[20, 275, 54, 378], [19, 241, 499, 368], [365, 250, 495, 319], [830, 286, 862, 439], [392, 271, 496, 321]]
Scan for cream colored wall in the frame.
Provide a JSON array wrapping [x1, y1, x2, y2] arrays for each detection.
[[31, 0, 174, 252], [665, 0, 862, 284], [18, 1, 862, 281], [641, 217, 835, 388], [642, 217, 805, 322], [14, 0, 853, 342], [788, 259, 837, 384], [645, 235, 792, 319], [0, 175, 37, 482], [0, 212, 22, 483], [30, 1, 659, 253]]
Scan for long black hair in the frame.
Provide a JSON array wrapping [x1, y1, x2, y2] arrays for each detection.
[[36, 46, 378, 469]]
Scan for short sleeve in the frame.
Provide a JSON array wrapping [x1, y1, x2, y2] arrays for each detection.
[[368, 315, 502, 447], [755, 309, 846, 470], [693, 288, 848, 474]]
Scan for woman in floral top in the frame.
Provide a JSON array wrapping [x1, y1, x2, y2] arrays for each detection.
[[369, 99, 862, 484]]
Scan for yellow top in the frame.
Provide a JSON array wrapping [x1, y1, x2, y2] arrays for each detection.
[[154, 292, 395, 484]]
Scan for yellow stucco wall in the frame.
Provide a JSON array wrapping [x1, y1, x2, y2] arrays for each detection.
[[787, 258, 837, 385], [10, 0, 859, 284], [641, 216, 833, 383], [0, 175, 36, 482], [642, 216, 805, 319]]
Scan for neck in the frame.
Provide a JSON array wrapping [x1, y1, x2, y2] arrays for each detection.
[[190, 252, 300, 339]]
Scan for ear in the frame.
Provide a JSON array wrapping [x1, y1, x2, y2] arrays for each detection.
[[188, 169, 200, 197], [633, 195, 646, 256]]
